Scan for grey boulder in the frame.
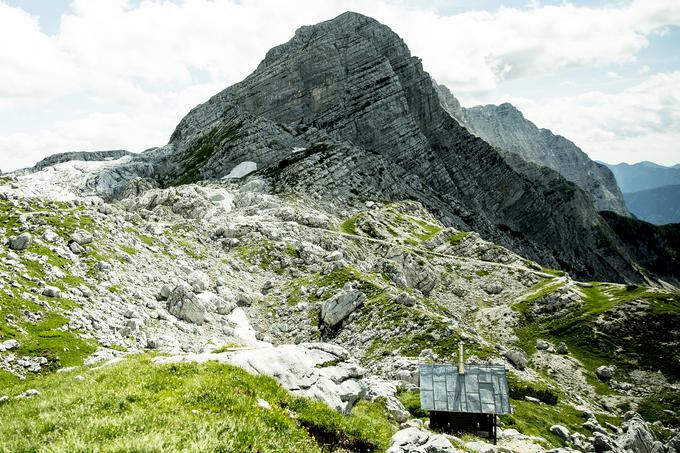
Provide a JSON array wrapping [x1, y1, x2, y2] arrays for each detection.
[[0, 339, 19, 351], [9, 233, 32, 251], [320, 288, 366, 328], [557, 342, 569, 354], [394, 292, 417, 307], [618, 413, 656, 453], [69, 241, 85, 254], [505, 349, 528, 370], [387, 427, 457, 453], [42, 286, 62, 298], [596, 365, 616, 381], [550, 424, 570, 442], [166, 284, 207, 325], [70, 230, 93, 245]]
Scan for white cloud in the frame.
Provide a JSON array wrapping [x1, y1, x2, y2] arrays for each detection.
[[0, 3, 77, 107], [512, 71, 680, 166], [1, 0, 680, 170]]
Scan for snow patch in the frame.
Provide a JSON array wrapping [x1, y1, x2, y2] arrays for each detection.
[[292, 147, 306, 153], [226, 307, 261, 346], [223, 161, 257, 179], [0, 156, 131, 202]]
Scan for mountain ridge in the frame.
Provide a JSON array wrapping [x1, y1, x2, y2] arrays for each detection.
[[606, 161, 680, 193], [624, 184, 680, 225], [435, 85, 629, 216], [160, 11, 642, 283], [5, 11, 677, 284]]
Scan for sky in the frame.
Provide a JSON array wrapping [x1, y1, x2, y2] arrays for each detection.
[[0, 0, 679, 172]]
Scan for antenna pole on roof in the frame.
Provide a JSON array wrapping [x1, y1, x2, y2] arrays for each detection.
[[458, 340, 465, 374]]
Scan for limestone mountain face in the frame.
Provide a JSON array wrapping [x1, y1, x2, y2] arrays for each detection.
[[436, 85, 628, 216], [6, 12, 670, 284], [161, 12, 641, 283]]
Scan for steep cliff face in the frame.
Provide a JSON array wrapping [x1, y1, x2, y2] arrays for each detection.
[[436, 85, 628, 216], [165, 12, 640, 282]]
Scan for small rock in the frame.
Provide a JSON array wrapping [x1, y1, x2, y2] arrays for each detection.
[[0, 395, 9, 404], [0, 339, 19, 351], [482, 281, 503, 295], [167, 284, 207, 325], [536, 339, 551, 350], [390, 427, 429, 447], [70, 230, 93, 245], [595, 365, 616, 381], [592, 432, 615, 452], [9, 233, 32, 251], [15, 389, 40, 399], [42, 286, 62, 298], [257, 398, 272, 410], [69, 241, 85, 254], [394, 292, 416, 307], [158, 284, 172, 300], [326, 251, 343, 261], [215, 298, 236, 315], [320, 289, 366, 328], [42, 230, 59, 243], [505, 349, 528, 370], [550, 424, 570, 442], [557, 342, 569, 354], [189, 271, 210, 293]]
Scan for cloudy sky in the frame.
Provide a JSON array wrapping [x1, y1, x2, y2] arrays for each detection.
[[1, 0, 679, 171]]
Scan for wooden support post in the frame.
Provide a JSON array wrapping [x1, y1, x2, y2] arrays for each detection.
[[493, 414, 497, 445]]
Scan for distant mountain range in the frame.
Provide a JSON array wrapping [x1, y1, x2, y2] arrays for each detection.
[[623, 185, 680, 225], [603, 162, 680, 225], [605, 161, 680, 193]]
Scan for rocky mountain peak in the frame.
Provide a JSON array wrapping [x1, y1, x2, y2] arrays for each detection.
[[17, 12, 675, 285], [55, 11, 652, 283], [450, 97, 629, 216]]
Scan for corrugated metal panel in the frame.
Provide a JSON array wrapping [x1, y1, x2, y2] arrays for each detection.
[[418, 364, 511, 414]]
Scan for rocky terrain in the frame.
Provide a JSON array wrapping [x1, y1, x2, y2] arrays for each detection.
[[436, 86, 628, 216], [1, 159, 679, 451], [1, 11, 679, 453]]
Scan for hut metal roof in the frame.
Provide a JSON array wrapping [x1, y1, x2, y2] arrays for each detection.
[[419, 364, 511, 414]]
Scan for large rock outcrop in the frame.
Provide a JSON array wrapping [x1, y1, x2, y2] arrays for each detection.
[[153, 343, 366, 413]]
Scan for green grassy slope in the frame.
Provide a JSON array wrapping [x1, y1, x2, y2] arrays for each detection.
[[0, 355, 396, 452]]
